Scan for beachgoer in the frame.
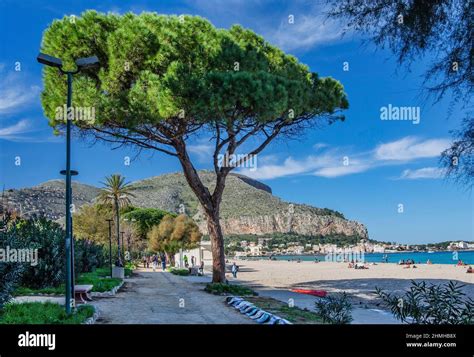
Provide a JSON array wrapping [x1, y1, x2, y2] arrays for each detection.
[[467, 266, 473, 273], [231, 262, 238, 278], [427, 259, 432, 264]]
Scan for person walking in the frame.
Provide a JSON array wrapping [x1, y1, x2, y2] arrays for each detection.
[[142, 255, 147, 268], [231, 262, 238, 278], [152, 254, 158, 272], [161, 254, 167, 271], [183, 255, 189, 268]]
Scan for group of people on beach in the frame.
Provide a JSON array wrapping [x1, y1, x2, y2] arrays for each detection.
[[456, 260, 473, 273], [398, 259, 417, 268]]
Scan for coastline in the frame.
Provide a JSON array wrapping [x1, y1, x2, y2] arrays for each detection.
[[237, 250, 474, 265], [231, 260, 474, 310]]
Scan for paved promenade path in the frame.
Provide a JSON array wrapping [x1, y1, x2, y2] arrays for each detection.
[[93, 268, 251, 324]]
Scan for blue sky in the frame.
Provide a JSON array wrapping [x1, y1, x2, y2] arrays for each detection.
[[0, 0, 472, 244]]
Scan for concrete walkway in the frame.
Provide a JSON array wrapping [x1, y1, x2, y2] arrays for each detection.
[[93, 268, 251, 324]]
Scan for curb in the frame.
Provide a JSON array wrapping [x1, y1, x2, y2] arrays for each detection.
[[82, 305, 100, 325], [91, 281, 125, 297], [226, 296, 292, 324]]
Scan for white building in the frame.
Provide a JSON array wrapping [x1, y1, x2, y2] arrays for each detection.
[[248, 244, 263, 256], [174, 241, 212, 269]]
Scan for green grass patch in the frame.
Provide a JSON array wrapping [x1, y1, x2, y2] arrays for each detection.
[[0, 302, 94, 324], [246, 296, 324, 324], [168, 268, 190, 276], [14, 268, 124, 296], [96, 266, 133, 277], [13, 286, 64, 296], [76, 271, 122, 292], [204, 283, 257, 296]]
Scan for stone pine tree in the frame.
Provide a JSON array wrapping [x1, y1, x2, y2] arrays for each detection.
[[39, 11, 349, 282]]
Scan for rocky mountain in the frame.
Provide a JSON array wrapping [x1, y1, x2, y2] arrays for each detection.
[[1, 171, 368, 239]]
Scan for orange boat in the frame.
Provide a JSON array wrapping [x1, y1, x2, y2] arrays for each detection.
[[291, 288, 327, 297]]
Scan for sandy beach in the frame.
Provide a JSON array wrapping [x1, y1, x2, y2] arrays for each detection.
[[233, 260, 474, 308]]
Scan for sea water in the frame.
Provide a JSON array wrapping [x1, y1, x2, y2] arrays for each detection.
[[249, 251, 474, 265]]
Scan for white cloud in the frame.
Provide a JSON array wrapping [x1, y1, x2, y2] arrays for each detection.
[[313, 142, 328, 150], [0, 71, 41, 114], [313, 163, 371, 178], [375, 137, 451, 161], [187, 141, 214, 162], [0, 120, 32, 139], [398, 167, 445, 180], [239, 136, 450, 180], [269, 12, 344, 51], [190, 1, 347, 52], [241, 155, 320, 180], [0, 118, 59, 143]]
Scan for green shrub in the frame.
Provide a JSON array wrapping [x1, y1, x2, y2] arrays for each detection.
[[168, 268, 189, 276], [314, 292, 353, 324], [9, 216, 107, 290], [0, 302, 94, 324], [74, 239, 106, 276], [15, 218, 65, 289], [376, 280, 473, 324], [0, 213, 25, 308], [204, 283, 257, 296]]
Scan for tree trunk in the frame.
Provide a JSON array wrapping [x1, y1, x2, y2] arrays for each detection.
[[174, 140, 228, 283], [115, 197, 122, 267], [206, 210, 226, 283]]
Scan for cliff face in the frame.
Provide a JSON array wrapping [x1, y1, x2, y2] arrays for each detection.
[[2, 171, 368, 239], [195, 212, 368, 238]]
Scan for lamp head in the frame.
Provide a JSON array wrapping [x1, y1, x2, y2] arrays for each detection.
[[37, 53, 62, 68], [75, 56, 99, 69]]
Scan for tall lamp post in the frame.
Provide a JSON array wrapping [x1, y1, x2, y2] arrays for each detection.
[[106, 218, 113, 277], [37, 53, 99, 314], [60, 169, 78, 305]]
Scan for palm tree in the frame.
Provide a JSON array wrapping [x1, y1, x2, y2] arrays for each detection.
[[98, 174, 135, 267]]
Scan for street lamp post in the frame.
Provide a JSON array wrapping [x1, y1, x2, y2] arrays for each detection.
[[106, 218, 113, 277], [60, 169, 78, 306], [37, 53, 99, 315]]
